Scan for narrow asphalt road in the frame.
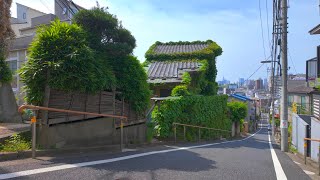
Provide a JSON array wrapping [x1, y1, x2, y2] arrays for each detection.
[[0, 119, 311, 180]]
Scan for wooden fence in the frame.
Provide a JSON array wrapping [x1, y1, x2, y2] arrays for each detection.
[[40, 89, 144, 126]]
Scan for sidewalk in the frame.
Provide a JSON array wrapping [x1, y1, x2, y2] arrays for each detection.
[[0, 123, 30, 139], [273, 133, 319, 179]]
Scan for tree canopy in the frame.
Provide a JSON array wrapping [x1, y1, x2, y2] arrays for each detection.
[[227, 101, 248, 122], [20, 8, 150, 113], [0, 0, 15, 83]]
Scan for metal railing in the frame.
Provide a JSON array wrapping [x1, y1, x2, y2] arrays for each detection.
[[173, 122, 232, 144], [18, 105, 127, 158], [304, 138, 320, 176]]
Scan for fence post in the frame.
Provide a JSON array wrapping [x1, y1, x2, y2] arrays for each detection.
[[304, 139, 307, 165], [183, 126, 186, 141], [120, 119, 123, 151], [174, 124, 177, 144], [31, 115, 37, 159], [198, 128, 201, 142]]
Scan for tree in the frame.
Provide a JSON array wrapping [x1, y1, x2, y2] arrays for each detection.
[[20, 20, 115, 105], [227, 101, 248, 122], [73, 8, 150, 113], [0, 0, 22, 123], [0, 0, 14, 83]]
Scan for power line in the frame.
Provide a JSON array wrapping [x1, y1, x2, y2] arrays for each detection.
[[288, 50, 297, 74], [244, 63, 266, 85], [39, 0, 53, 14], [259, 0, 267, 60], [265, 0, 272, 51]]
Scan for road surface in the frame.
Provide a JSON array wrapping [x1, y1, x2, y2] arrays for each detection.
[[0, 117, 310, 179]]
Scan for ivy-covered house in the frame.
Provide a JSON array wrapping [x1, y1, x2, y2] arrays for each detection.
[[145, 40, 222, 97]]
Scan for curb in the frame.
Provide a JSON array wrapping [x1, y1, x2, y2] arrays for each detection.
[[0, 136, 244, 162]]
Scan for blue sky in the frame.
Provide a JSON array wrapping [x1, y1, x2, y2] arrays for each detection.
[[11, 0, 320, 82]]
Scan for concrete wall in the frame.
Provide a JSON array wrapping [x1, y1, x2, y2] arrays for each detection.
[[291, 113, 308, 155], [311, 117, 320, 162], [0, 83, 22, 123], [37, 117, 147, 149]]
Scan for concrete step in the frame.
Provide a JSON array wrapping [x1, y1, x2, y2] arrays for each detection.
[[0, 123, 30, 139]]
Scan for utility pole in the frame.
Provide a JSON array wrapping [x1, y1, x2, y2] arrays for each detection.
[[271, 62, 275, 137], [280, 0, 288, 152]]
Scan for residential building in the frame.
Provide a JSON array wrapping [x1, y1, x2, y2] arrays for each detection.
[[145, 40, 217, 97], [146, 61, 202, 97], [288, 85, 314, 114], [55, 0, 84, 22], [228, 94, 256, 122], [6, 1, 84, 105]]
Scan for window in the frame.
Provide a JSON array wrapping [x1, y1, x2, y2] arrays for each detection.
[[288, 95, 293, 106], [23, 13, 26, 19], [7, 60, 17, 73], [6, 58, 18, 92], [301, 96, 306, 109]]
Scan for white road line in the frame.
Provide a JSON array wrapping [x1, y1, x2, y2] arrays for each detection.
[[303, 170, 315, 175], [268, 132, 287, 180], [0, 124, 263, 179], [293, 161, 300, 165]]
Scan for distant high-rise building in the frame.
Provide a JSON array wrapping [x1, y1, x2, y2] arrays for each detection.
[[255, 78, 263, 90], [263, 78, 268, 89], [246, 79, 255, 90], [218, 77, 230, 86], [238, 78, 245, 87]]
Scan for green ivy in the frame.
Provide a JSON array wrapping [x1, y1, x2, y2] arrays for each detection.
[[145, 40, 222, 62], [181, 72, 191, 85], [153, 95, 231, 138], [145, 40, 222, 95]]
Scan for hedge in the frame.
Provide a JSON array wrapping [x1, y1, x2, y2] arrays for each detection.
[[153, 95, 231, 139]]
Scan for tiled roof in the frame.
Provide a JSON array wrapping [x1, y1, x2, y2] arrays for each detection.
[[154, 44, 208, 54], [9, 35, 35, 50], [288, 85, 314, 94], [147, 61, 201, 83]]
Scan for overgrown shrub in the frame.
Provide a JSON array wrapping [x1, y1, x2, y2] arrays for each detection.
[[0, 133, 31, 152], [227, 101, 247, 122], [153, 95, 231, 138], [181, 72, 191, 85], [73, 8, 149, 113], [112, 55, 151, 113], [171, 85, 190, 97], [19, 20, 115, 104]]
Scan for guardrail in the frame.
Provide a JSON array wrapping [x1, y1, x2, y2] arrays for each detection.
[[18, 105, 127, 158], [172, 122, 232, 144], [304, 138, 320, 176]]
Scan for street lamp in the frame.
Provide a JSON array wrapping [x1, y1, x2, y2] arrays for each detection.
[[260, 60, 277, 137], [260, 60, 277, 64]]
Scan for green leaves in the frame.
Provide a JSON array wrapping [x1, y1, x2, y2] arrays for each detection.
[[227, 101, 248, 122], [171, 85, 190, 97], [153, 95, 231, 138], [0, 57, 12, 83], [145, 40, 222, 62], [20, 20, 115, 105]]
